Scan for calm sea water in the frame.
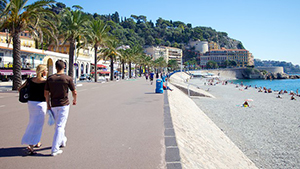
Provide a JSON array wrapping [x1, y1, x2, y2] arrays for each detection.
[[231, 75, 300, 92]]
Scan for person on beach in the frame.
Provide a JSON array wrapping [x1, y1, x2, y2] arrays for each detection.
[[291, 94, 296, 100], [19, 64, 48, 155], [243, 101, 249, 107], [44, 60, 77, 156]]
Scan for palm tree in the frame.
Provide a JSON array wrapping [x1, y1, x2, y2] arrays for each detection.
[[137, 53, 152, 76], [154, 57, 167, 73], [129, 45, 143, 78], [59, 7, 89, 78], [0, 0, 7, 13], [1, 0, 56, 90], [28, 12, 58, 50], [100, 38, 121, 81], [168, 59, 178, 71], [87, 19, 110, 82]]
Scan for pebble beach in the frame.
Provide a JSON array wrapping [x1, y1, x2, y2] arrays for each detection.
[[188, 77, 300, 169]]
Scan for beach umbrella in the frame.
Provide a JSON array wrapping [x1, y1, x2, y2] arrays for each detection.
[[245, 99, 253, 102]]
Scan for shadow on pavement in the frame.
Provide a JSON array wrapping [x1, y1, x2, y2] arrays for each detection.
[[145, 92, 162, 95], [0, 146, 52, 157]]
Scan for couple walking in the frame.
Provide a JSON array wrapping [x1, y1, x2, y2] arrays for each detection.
[[19, 60, 77, 156]]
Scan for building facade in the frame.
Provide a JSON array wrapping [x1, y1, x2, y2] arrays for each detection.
[[200, 48, 254, 68], [144, 46, 182, 64], [0, 32, 93, 80]]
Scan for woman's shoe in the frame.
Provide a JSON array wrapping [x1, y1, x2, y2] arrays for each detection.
[[34, 143, 42, 148]]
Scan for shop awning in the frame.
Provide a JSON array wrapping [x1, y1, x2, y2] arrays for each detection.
[[90, 71, 110, 74], [91, 64, 106, 68], [0, 69, 35, 76]]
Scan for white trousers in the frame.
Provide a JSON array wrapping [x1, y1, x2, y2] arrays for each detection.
[[22, 101, 46, 145], [51, 105, 69, 153]]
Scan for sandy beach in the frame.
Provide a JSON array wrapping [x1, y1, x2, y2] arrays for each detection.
[[188, 77, 300, 169]]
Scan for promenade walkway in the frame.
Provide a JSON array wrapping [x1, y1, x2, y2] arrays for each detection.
[[0, 79, 166, 169]]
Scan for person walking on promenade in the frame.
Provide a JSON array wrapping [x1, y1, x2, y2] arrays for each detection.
[[19, 64, 48, 155], [149, 71, 154, 85], [44, 60, 77, 156]]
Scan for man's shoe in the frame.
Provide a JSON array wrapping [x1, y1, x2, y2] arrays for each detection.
[[51, 150, 63, 156]]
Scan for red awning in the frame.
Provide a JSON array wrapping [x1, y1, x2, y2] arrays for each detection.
[[90, 71, 110, 74], [91, 64, 106, 68], [99, 71, 110, 74]]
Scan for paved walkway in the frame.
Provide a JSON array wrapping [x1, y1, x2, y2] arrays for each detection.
[[0, 79, 166, 169]]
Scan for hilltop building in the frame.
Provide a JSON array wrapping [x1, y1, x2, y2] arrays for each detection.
[[188, 39, 254, 68], [189, 40, 209, 54]]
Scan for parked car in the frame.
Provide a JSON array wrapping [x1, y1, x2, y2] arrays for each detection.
[[79, 74, 90, 80]]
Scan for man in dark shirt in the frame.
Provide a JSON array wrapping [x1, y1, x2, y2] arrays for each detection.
[[45, 60, 77, 156]]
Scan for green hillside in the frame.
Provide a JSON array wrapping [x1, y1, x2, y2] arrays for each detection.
[[50, 3, 245, 52]]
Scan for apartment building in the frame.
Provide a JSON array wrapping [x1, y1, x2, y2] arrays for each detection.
[[144, 46, 182, 64]]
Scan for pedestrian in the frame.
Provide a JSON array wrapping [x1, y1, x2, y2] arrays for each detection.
[[44, 60, 77, 156], [19, 64, 48, 155], [145, 73, 149, 80], [150, 71, 154, 85]]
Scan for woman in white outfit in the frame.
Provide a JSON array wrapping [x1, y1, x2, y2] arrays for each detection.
[[19, 64, 48, 155]]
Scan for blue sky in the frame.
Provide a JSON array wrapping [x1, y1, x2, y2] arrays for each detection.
[[29, 0, 300, 65]]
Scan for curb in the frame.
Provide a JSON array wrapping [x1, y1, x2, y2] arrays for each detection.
[[164, 91, 182, 169]]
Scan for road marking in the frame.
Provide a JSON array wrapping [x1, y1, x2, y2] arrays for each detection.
[[0, 105, 5, 108], [91, 87, 98, 89]]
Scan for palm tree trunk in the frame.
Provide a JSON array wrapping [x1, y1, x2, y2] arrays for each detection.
[[94, 45, 98, 82], [139, 66, 142, 76], [68, 40, 75, 78], [12, 32, 22, 90], [110, 56, 114, 81], [122, 61, 125, 79], [129, 62, 132, 78]]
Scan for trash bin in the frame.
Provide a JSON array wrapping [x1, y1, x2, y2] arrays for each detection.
[[155, 79, 163, 93]]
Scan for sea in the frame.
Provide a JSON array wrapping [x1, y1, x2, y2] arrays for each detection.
[[230, 74, 300, 92]]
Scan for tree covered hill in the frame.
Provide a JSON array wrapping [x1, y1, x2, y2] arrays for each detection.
[[50, 3, 245, 50]]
